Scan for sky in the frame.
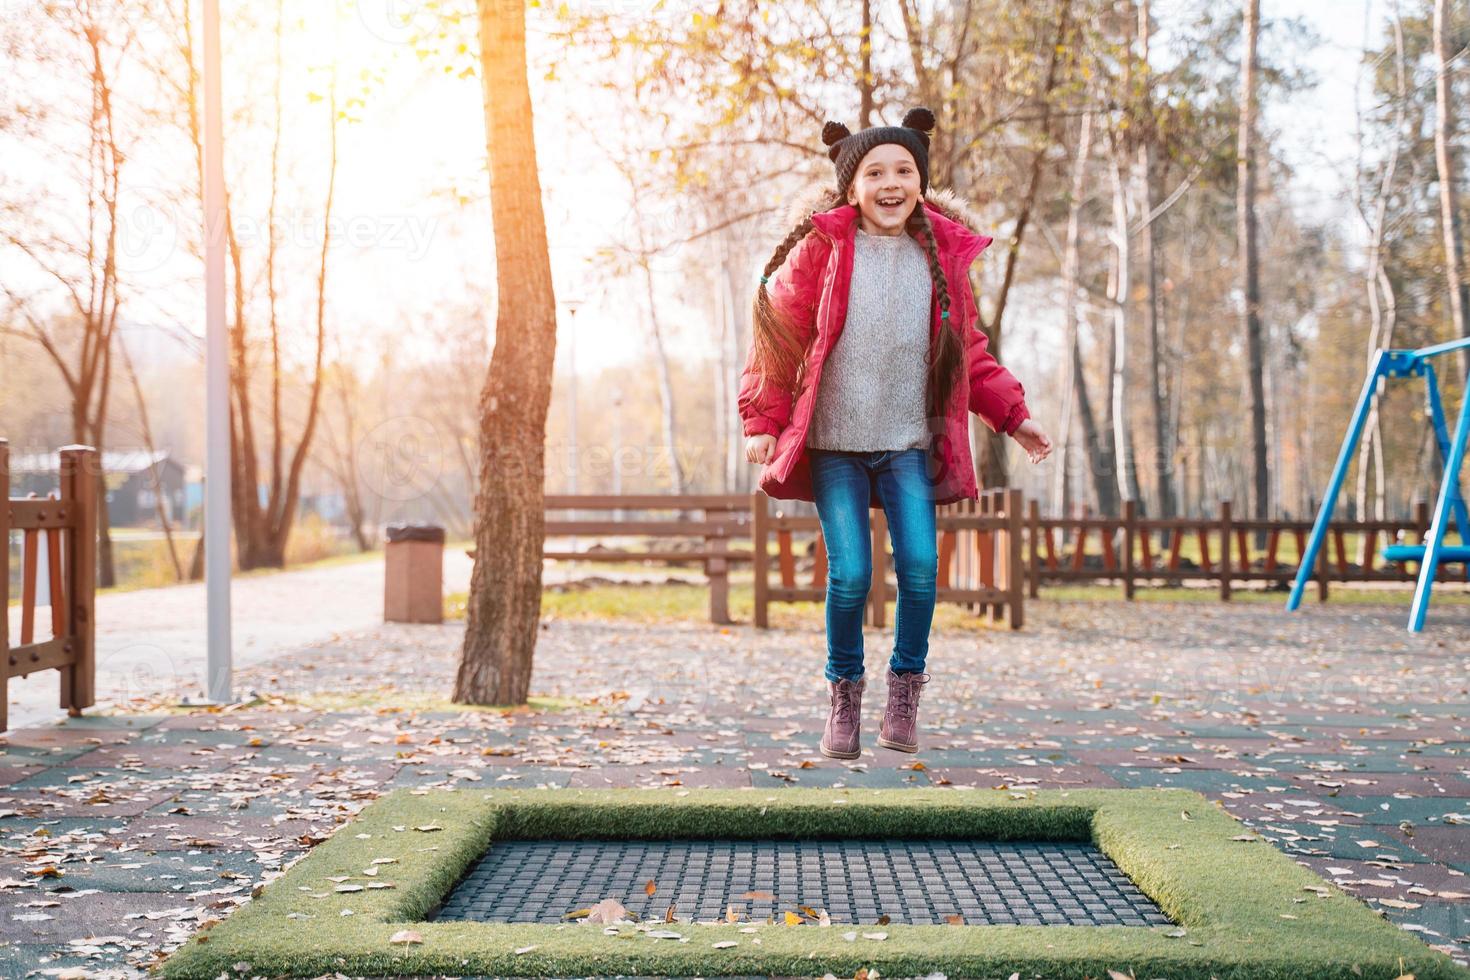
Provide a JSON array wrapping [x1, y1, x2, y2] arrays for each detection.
[[4, 0, 1392, 392]]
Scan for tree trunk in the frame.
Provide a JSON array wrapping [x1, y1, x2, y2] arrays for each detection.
[[1354, 5, 1405, 523], [1239, 0, 1268, 519], [1433, 0, 1470, 382], [859, 0, 874, 130], [1137, 0, 1174, 518], [455, 0, 558, 707], [1053, 111, 1093, 514], [975, 0, 1071, 489], [120, 333, 184, 581], [1107, 149, 1138, 511], [641, 261, 686, 495]]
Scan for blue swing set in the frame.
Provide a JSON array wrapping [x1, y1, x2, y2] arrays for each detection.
[[1287, 336, 1470, 631]]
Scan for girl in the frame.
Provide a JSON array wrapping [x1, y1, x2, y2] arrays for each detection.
[[737, 107, 1053, 760]]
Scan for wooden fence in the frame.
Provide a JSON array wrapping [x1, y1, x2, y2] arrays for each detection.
[[536, 491, 1461, 628], [2, 441, 98, 732], [1026, 498, 1465, 599], [751, 489, 1024, 629]]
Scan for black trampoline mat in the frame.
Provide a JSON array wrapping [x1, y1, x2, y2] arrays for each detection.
[[430, 838, 1174, 927]]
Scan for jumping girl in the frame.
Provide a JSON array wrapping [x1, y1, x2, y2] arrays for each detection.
[[737, 107, 1053, 759]]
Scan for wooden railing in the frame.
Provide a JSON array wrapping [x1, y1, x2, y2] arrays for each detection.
[[1025, 499, 1465, 599], [752, 489, 1024, 629], [2, 441, 98, 732]]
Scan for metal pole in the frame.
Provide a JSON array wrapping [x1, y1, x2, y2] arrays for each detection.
[[203, 0, 233, 702], [1410, 377, 1470, 631], [1287, 350, 1387, 612]]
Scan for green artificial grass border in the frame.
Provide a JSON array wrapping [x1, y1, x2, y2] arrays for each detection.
[[157, 787, 1467, 979]]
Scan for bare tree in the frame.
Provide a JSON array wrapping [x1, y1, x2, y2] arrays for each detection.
[[0, 2, 146, 587]]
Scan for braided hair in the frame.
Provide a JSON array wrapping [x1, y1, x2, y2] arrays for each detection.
[[748, 193, 965, 429]]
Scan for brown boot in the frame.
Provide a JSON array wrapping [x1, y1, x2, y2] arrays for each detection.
[[877, 668, 929, 753], [819, 676, 865, 760]]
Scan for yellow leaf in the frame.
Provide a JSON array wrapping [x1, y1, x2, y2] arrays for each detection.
[[784, 911, 802, 926]]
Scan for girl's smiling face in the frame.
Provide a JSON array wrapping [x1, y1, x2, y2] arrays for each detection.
[[845, 143, 921, 236]]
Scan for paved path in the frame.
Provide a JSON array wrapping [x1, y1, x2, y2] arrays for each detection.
[[4, 551, 475, 731], [0, 597, 1466, 977], [6, 550, 701, 729]]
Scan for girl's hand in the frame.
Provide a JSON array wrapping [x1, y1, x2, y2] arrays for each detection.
[[1010, 419, 1053, 464], [745, 434, 778, 465]]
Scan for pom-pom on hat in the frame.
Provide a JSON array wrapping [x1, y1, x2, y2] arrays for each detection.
[[824, 106, 935, 197]]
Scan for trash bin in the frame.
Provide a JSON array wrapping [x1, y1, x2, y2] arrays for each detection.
[[384, 523, 445, 624]]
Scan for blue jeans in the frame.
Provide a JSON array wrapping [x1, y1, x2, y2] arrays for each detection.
[[808, 448, 938, 684]]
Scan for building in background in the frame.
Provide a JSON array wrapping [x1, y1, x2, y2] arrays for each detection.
[[10, 449, 186, 527]]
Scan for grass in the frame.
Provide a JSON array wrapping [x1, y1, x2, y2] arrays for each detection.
[[442, 574, 1470, 628], [447, 582, 1012, 630], [156, 786, 1468, 979]]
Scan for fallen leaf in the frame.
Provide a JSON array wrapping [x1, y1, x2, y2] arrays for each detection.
[[645, 879, 657, 897], [712, 940, 738, 949], [784, 911, 803, 926], [584, 898, 632, 924], [945, 913, 964, 925], [513, 944, 538, 955], [862, 931, 888, 941]]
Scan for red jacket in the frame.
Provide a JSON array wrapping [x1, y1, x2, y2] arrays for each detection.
[[738, 184, 1031, 507]]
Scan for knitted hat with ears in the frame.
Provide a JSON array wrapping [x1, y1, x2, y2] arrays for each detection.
[[824, 106, 936, 197]]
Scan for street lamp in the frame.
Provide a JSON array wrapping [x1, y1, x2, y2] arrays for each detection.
[[201, 0, 232, 704]]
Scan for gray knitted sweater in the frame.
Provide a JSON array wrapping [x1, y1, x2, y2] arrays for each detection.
[[806, 227, 933, 452]]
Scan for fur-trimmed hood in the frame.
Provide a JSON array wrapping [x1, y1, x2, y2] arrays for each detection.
[[778, 181, 989, 239]]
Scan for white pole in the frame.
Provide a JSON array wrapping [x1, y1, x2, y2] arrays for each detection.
[[203, 0, 233, 702]]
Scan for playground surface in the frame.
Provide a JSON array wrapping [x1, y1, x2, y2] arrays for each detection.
[[0, 596, 1466, 977]]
